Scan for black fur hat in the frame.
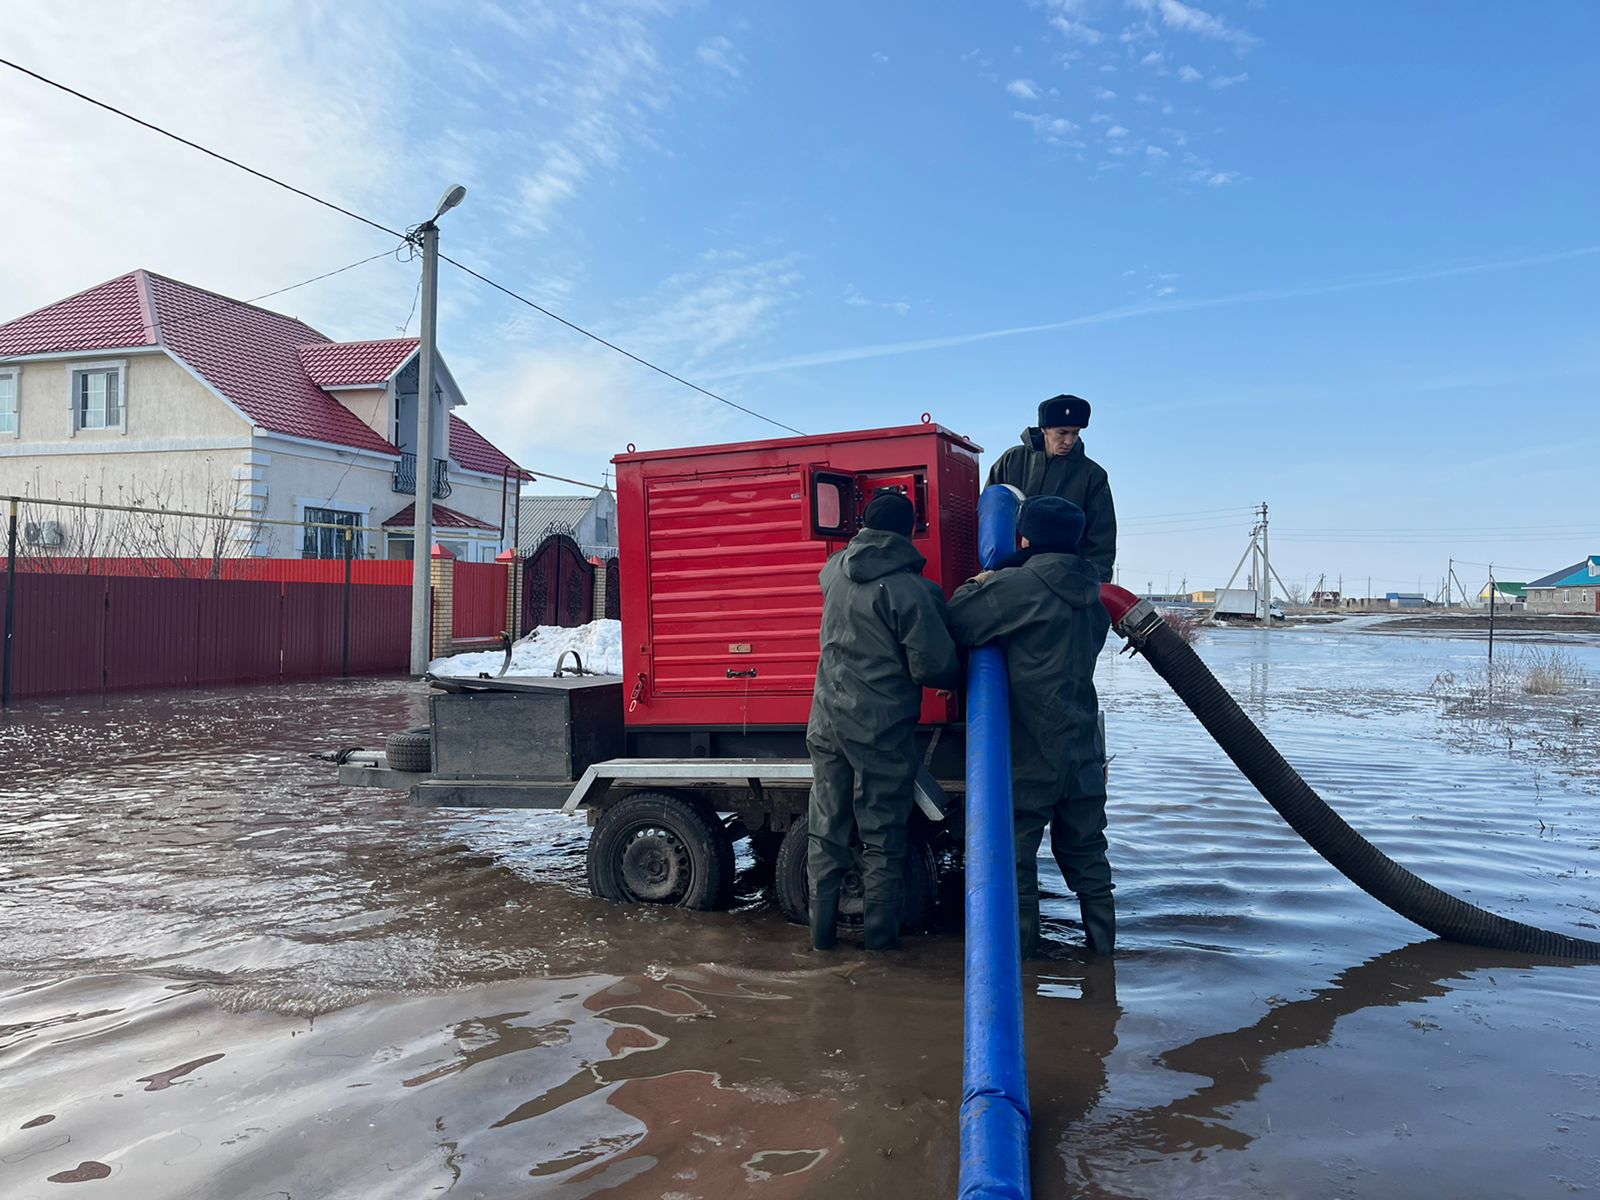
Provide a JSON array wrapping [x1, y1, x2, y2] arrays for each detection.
[[1038, 394, 1091, 429], [1018, 495, 1085, 554]]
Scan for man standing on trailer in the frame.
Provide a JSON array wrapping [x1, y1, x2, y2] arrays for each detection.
[[948, 496, 1115, 957], [807, 491, 963, 952], [985, 394, 1117, 582]]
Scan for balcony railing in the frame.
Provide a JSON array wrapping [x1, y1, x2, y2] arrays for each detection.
[[393, 453, 451, 499]]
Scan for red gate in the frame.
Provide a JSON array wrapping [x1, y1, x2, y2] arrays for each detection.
[[523, 534, 595, 629]]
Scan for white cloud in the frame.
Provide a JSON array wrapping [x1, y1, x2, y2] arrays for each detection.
[[1094, 86, 1118, 100], [695, 35, 741, 77], [1145, 144, 1170, 158], [1178, 64, 1204, 82], [1007, 78, 1042, 100], [844, 285, 912, 316], [1190, 168, 1240, 186], [1012, 111, 1081, 146], [1048, 0, 1103, 43], [1127, 0, 1260, 52], [871, 50, 890, 64], [1209, 72, 1248, 89], [1106, 125, 1130, 138], [1140, 49, 1165, 66]]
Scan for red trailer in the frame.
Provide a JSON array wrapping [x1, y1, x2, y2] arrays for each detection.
[[341, 420, 985, 932]]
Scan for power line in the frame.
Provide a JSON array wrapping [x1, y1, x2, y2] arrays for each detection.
[[157, 248, 402, 333], [0, 55, 802, 439], [439, 254, 804, 437], [0, 56, 403, 240]]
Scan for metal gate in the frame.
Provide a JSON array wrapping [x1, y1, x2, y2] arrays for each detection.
[[604, 556, 621, 621], [523, 533, 594, 629]]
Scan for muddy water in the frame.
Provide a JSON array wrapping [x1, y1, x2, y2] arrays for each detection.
[[1, 624, 1598, 1199]]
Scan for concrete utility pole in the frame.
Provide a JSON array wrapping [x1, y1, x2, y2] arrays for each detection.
[[1446, 558, 1452, 608], [409, 184, 468, 676]]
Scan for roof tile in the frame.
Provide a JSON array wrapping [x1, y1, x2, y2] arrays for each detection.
[[382, 501, 499, 531], [299, 338, 418, 388]]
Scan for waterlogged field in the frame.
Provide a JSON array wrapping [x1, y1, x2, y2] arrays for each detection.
[[1, 621, 1597, 1198]]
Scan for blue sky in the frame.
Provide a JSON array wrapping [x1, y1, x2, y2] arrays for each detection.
[[4, 0, 1598, 596]]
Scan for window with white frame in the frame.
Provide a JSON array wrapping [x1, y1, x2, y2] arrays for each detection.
[[302, 507, 365, 559], [0, 370, 17, 436], [72, 363, 125, 431]]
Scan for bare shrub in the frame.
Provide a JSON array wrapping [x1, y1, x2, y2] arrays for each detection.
[[1162, 609, 1201, 644], [1522, 648, 1587, 696]]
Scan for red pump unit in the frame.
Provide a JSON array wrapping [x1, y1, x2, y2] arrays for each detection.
[[614, 422, 981, 742]]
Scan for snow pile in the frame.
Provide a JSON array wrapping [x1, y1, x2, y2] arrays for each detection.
[[429, 619, 624, 678]]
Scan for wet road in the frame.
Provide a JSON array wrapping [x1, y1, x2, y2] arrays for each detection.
[[1, 624, 1598, 1198]]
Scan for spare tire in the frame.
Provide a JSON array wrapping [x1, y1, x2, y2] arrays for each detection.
[[774, 816, 939, 934], [385, 727, 432, 773]]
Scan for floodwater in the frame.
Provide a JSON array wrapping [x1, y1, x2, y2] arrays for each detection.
[[2, 622, 1598, 1199]]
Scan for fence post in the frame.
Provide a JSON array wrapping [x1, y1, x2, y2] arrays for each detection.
[[497, 548, 521, 639], [2, 498, 16, 707], [341, 529, 353, 677], [430, 543, 455, 664], [591, 556, 605, 624]]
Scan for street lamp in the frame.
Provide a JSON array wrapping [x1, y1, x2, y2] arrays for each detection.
[[409, 183, 467, 676]]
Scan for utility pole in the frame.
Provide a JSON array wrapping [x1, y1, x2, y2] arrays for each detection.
[[1259, 502, 1271, 620], [1487, 563, 1496, 664], [409, 184, 468, 676], [1445, 557, 1452, 609]]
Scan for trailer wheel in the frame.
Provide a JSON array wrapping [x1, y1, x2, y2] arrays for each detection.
[[773, 816, 939, 934], [587, 791, 735, 911], [385, 727, 432, 773]]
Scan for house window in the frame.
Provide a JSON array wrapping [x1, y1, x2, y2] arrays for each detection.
[[0, 370, 17, 436], [593, 514, 610, 545], [302, 507, 364, 559], [72, 363, 125, 431]]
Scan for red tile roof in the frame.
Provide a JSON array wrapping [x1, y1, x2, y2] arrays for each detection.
[[0, 270, 526, 475], [0, 272, 155, 356], [298, 338, 418, 388], [450, 413, 533, 480], [382, 501, 499, 531]]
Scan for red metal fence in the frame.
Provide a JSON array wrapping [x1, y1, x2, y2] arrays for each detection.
[[452, 560, 508, 641], [3, 569, 411, 701], [15, 556, 414, 585]]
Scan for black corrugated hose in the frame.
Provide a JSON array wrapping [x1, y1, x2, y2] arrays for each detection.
[[1105, 589, 1600, 961]]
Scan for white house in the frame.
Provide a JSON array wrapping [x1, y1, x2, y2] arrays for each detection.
[[0, 268, 528, 561], [516, 489, 618, 558]]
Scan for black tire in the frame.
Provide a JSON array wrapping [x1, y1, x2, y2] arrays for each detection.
[[774, 816, 939, 934], [385, 727, 432, 773], [587, 791, 736, 911]]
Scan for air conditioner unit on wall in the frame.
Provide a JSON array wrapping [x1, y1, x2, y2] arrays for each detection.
[[23, 520, 65, 547]]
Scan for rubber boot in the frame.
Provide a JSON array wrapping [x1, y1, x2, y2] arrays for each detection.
[[810, 881, 841, 951], [1080, 893, 1116, 956], [863, 901, 902, 952]]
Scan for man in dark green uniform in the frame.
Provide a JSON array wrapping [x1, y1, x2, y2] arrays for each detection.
[[807, 491, 962, 952], [985, 394, 1117, 582], [948, 495, 1115, 957]]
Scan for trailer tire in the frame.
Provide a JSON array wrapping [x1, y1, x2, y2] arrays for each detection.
[[773, 816, 938, 934], [385, 727, 432, 773], [587, 791, 736, 911]]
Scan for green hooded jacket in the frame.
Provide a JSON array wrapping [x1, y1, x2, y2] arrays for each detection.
[[985, 432, 1117, 582], [947, 551, 1111, 805], [807, 529, 963, 752]]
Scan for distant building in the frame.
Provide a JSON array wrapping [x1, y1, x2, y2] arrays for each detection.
[[1477, 581, 1526, 607], [1525, 557, 1600, 615], [517, 489, 617, 558], [1190, 590, 1216, 605], [1310, 589, 1342, 607], [1385, 592, 1429, 609]]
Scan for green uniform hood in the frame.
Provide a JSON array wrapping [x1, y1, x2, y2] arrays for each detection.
[[837, 528, 928, 583], [1023, 552, 1101, 608]]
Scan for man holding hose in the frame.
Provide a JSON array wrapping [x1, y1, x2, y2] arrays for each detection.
[[948, 495, 1115, 957]]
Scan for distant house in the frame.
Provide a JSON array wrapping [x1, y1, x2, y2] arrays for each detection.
[[0, 269, 529, 562], [1525, 557, 1600, 615], [1477, 581, 1527, 607], [1310, 589, 1342, 607], [1385, 592, 1429, 609], [517, 488, 617, 558]]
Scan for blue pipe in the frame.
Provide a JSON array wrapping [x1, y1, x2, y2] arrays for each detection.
[[959, 484, 1030, 1200]]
